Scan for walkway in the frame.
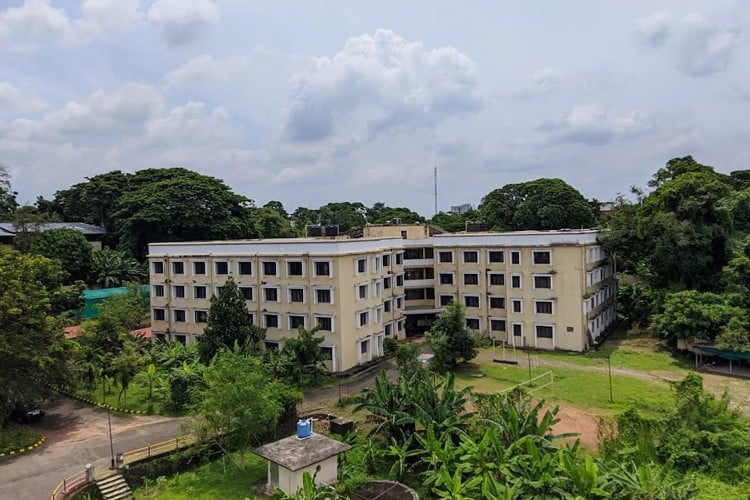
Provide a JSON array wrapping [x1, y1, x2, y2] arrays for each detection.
[[0, 398, 184, 500]]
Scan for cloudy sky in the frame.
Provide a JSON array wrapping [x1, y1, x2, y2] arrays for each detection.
[[1, 1, 748, 215]]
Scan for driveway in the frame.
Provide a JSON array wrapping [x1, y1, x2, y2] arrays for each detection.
[[0, 397, 184, 500]]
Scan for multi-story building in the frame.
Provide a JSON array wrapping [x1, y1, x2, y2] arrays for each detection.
[[148, 226, 616, 371]]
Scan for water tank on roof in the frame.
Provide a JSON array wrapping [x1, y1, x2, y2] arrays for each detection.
[[325, 225, 340, 236], [297, 419, 312, 439], [307, 225, 323, 237]]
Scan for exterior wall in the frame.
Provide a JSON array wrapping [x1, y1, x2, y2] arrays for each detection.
[[149, 238, 406, 372], [363, 223, 435, 240], [148, 230, 616, 365], [272, 455, 339, 495]]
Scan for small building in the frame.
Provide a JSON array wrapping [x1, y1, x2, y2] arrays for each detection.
[[253, 428, 352, 495], [0, 222, 106, 250]]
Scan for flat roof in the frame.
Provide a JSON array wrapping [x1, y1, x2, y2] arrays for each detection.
[[148, 237, 405, 257], [254, 433, 352, 471]]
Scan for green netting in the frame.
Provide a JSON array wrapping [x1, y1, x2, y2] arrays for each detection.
[[692, 344, 750, 361], [81, 285, 149, 318]]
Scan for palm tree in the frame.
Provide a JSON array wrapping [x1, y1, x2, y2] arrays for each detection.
[[90, 248, 146, 288]]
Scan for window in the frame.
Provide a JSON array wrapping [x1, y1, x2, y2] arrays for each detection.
[[384, 299, 391, 312], [384, 277, 392, 289], [264, 314, 279, 328], [440, 295, 455, 306], [289, 315, 306, 329], [535, 301, 553, 314], [289, 288, 304, 303], [385, 323, 393, 336], [247, 313, 254, 325], [172, 261, 184, 274], [536, 325, 554, 338], [287, 261, 303, 276], [240, 287, 253, 300], [316, 316, 333, 332], [491, 319, 506, 332], [194, 286, 207, 299], [374, 281, 382, 297], [174, 309, 186, 322], [262, 261, 277, 276], [383, 254, 391, 267], [314, 261, 331, 277], [357, 258, 367, 274], [488, 251, 504, 263], [375, 307, 383, 323], [153, 261, 164, 274], [153, 308, 165, 321], [175, 335, 186, 346], [215, 261, 229, 275], [193, 261, 206, 275], [396, 297, 404, 309], [153, 285, 165, 297], [263, 287, 279, 302], [359, 311, 369, 327], [395, 253, 403, 265], [463, 273, 479, 285], [490, 297, 506, 309], [194, 310, 208, 323], [405, 289, 425, 300], [489, 273, 505, 286], [439, 251, 453, 263], [374, 256, 381, 272], [533, 251, 551, 265], [512, 299, 523, 313], [463, 251, 478, 263], [358, 283, 369, 299], [264, 341, 280, 351], [464, 295, 480, 308], [513, 323, 523, 337], [173, 285, 185, 298], [534, 275, 552, 289], [511, 251, 521, 265], [360, 339, 370, 354], [316, 288, 332, 304], [425, 248, 434, 258], [466, 318, 480, 330], [404, 248, 422, 260], [511, 274, 522, 289], [439, 273, 454, 285], [396, 274, 404, 286], [426, 288, 435, 300], [238, 261, 252, 275]]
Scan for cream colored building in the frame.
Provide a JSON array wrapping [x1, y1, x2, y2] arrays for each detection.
[[148, 226, 615, 371]]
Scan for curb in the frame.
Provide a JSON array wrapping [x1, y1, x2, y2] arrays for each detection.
[[51, 387, 150, 415], [0, 436, 46, 459]]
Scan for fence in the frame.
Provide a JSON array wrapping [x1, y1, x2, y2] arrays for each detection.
[[49, 434, 195, 500]]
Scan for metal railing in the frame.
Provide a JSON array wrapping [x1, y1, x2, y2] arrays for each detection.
[[50, 434, 195, 500]]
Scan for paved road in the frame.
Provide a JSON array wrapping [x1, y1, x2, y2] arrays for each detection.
[[0, 397, 184, 500]]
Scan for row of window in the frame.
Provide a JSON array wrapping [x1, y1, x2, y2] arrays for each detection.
[[587, 264, 614, 286], [153, 259, 337, 278], [355, 275, 405, 299], [433, 272, 552, 289], [586, 246, 605, 264], [465, 318, 558, 340], [584, 282, 617, 314], [420, 249, 552, 265], [155, 284, 337, 305], [153, 307, 338, 332], [355, 253, 403, 274], [589, 305, 616, 338]]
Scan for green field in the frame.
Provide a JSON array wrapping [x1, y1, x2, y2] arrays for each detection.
[[76, 381, 165, 415], [0, 423, 43, 455]]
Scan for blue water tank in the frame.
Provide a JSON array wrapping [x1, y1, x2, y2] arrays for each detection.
[[297, 419, 311, 439]]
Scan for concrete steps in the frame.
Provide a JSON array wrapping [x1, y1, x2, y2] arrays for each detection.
[[96, 473, 134, 500]]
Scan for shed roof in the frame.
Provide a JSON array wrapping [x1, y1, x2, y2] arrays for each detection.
[[0, 222, 105, 236], [254, 433, 351, 471]]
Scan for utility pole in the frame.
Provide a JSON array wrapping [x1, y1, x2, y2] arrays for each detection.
[[107, 409, 115, 468], [607, 353, 614, 403], [434, 165, 438, 216]]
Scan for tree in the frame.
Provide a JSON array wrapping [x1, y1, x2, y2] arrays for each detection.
[[252, 207, 297, 238], [480, 178, 594, 231], [0, 163, 18, 218], [196, 350, 301, 469], [317, 202, 367, 232], [368, 204, 425, 225], [262, 200, 289, 219], [0, 248, 73, 424], [430, 209, 481, 233], [30, 228, 93, 283], [90, 247, 147, 288], [197, 276, 265, 363], [88, 286, 149, 354], [651, 290, 746, 344], [114, 169, 257, 258], [427, 301, 478, 373], [277, 325, 327, 384]]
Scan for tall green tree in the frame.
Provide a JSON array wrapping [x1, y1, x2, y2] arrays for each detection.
[[0, 163, 18, 218], [427, 301, 478, 373], [90, 247, 147, 288], [30, 228, 93, 283], [430, 209, 481, 232], [197, 276, 265, 363], [651, 290, 746, 344], [0, 248, 73, 424], [480, 178, 594, 231], [317, 201, 367, 232]]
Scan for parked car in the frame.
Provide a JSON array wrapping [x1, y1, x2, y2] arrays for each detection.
[[10, 406, 45, 424]]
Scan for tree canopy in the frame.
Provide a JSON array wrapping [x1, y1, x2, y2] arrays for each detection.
[[480, 178, 595, 231], [0, 163, 18, 218], [427, 301, 478, 373], [30, 228, 93, 283]]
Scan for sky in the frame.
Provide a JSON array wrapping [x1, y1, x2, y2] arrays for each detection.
[[1, 0, 748, 216]]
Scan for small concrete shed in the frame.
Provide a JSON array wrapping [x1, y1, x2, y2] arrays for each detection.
[[253, 433, 352, 495]]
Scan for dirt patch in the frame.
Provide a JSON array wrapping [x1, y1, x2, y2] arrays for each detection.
[[548, 403, 602, 451]]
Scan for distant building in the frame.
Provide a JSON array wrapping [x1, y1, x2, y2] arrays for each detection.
[[148, 225, 616, 371], [0, 222, 106, 250], [450, 203, 473, 214]]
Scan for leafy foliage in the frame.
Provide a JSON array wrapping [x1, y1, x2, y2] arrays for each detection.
[[427, 301, 478, 373], [651, 290, 746, 343], [90, 247, 146, 288], [30, 228, 93, 283]]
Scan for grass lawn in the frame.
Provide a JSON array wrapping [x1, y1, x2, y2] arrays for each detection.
[[135, 451, 269, 499], [456, 362, 675, 416], [0, 423, 43, 454], [76, 381, 165, 415]]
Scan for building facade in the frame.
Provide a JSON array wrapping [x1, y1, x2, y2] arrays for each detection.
[[148, 227, 616, 371]]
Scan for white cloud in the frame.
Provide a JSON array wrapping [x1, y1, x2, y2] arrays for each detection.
[[0, 81, 46, 115], [541, 103, 653, 145], [146, 101, 240, 147], [162, 54, 248, 89], [0, 0, 73, 49], [635, 12, 672, 47], [532, 68, 564, 93], [282, 29, 482, 142], [147, 0, 219, 47], [77, 0, 142, 35]]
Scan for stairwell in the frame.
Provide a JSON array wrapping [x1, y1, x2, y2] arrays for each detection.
[[96, 473, 134, 500]]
